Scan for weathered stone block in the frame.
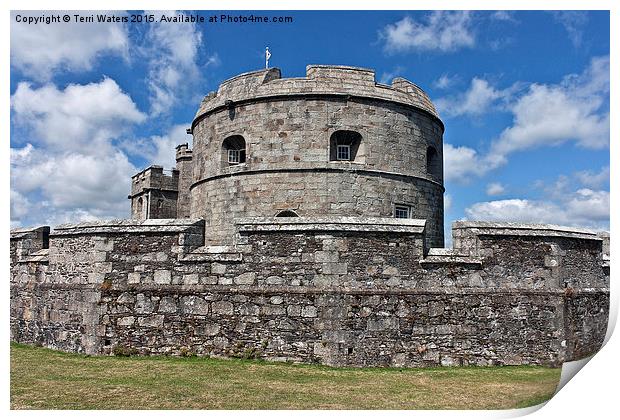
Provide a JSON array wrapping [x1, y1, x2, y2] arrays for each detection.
[[180, 296, 209, 315], [212, 301, 234, 315], [234, 272, 256, 285], [270, 296, 284, 305], [154, 270, 172, 285], [301, 306, 318, 318], [88, 272, 105, 284], [158, 297, 177, 313], [322, 263, 347, 275], [265, 275, 284, 285], [183, 273, 199, 284], [138, 315, 165, 328], [117, 292, 134, 304], [117, 316, 135, 326], [211, 262, 227, 274]]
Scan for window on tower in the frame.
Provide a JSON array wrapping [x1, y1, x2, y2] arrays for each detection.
[[222, 135, 246, 166], [329, 130, 362, 162]]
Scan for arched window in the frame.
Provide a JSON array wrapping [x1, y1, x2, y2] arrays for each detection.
[[426, 146, 440, 176], [329, 130, 362, 162], [136, 197, 143, 216], [276, 210, 299, 217], [222, 135, 246, 166]]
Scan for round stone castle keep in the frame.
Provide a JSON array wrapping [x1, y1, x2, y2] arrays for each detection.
[[132, 65, 446, 247]]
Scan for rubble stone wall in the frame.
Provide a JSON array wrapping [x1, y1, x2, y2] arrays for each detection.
[[10, 218, 609, 368]]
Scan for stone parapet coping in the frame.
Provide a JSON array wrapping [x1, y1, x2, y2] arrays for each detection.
[[51, 219, 205, 236], [236, 216, 426, 234], [10, 226, 49, 240], [193, 65, 440, 126], [452, 221, 603, 241]]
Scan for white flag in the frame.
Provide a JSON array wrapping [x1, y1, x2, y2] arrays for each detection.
[[266, 47, 271, 60]]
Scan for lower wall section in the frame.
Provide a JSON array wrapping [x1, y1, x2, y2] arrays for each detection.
[[11, 284, 608, 368]]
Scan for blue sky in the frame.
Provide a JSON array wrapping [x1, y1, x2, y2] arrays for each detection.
[[9, 10, 610, 241]]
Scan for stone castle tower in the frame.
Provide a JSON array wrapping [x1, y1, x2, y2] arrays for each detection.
[[130, 65, 445, 247]]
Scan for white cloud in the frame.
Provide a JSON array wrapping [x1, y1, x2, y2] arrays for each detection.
[[128, 124, 194, 169], [464, 189, 609, 230], [433, 74, 457, 90], [493, 55, 609, 155], [490, 11, 518, 23], [443, 144, 503, 182], [444, 56, 609, 182], [11, 78, 146, 153], [575, 166, 609, 189], [10, 11, 129, 81], [379, 66, 405, 84], [10, 189, 31, 225], [381, 12, 475, 53], [10, 78, 146, 227], [11, 145, 136, 226], [444, 194, 452, 211], [486, 182, 506, 196], [436, 78, 506, 117], [552, 11, 588, 48], [144, 10, 206, 115]]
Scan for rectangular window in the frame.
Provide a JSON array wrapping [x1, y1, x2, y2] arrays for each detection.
[[394, 205, 411, 219], [336, 144, 351, 161], [228, 149, 241, 164]]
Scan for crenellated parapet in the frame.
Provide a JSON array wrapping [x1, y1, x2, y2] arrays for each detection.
[[193, 65, 440, 128]]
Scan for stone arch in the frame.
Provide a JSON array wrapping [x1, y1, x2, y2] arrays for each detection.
[[136, 197, 143, 217], [426, 146, 440, 177], [329, 130, 363, 162], [275, 210, 299, 217], [222, 135, 246, 166]]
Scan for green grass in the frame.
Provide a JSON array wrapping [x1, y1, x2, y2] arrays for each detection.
[[10, 342, 560, 410]]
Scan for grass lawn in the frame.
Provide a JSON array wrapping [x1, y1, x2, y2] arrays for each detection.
[[10, 342, 561, 410]]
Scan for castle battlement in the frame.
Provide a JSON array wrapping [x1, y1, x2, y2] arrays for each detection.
[[130, 165, 179, 196], [194, 65, 439, 125]]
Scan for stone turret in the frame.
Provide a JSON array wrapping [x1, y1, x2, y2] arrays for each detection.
[[175, 143, 193, 218], [129, 166, 179, 220]]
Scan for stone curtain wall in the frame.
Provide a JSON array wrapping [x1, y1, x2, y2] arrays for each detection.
[[10, 218, 609, 367]]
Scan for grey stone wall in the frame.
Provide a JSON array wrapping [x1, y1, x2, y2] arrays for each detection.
[[10, 218, 609, 368], [189, 66, 445, 247]]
